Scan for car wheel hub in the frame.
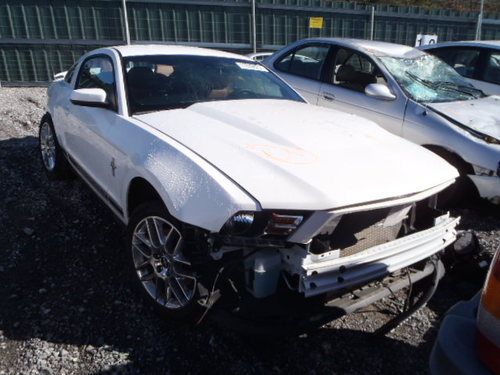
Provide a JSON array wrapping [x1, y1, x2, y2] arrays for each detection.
[[40, 122, 56, 171], [132, 216, 196, 309]]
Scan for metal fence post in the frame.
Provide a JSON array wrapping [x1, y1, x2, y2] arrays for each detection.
[[370, 6, 375, 40], [122, 0, 131, 45], [251, 0, 257, 53], [476, 0, 485, 40]]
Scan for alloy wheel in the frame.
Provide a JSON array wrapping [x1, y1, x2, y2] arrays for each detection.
[[131, 216, 196, 309], [40, 122, 57, 171]]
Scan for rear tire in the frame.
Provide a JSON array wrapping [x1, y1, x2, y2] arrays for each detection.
[[126, 201, 200, 320], [39, 115, 72, 180]]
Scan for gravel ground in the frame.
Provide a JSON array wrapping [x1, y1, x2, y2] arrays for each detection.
[[0, 87, 498, 375]]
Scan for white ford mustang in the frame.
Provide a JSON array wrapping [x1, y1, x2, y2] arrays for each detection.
[[41, 44, 460, 331]]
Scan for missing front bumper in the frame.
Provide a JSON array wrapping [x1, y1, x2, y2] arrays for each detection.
[[210, 258, 445, 336], [284, 214, 459, 297]]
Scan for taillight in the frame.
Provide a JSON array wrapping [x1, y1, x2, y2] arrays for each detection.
[[476, 250, 500, 374]]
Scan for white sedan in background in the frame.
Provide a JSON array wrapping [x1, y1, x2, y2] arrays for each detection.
[[421, 40, 500, 96], [265, 38, 500, 205], [41, 44, 459, 331], [246, 51, 274, 62]]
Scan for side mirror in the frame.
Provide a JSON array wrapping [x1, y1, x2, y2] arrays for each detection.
[[70, 88, 109, 108], [365, 83, 396, 101]]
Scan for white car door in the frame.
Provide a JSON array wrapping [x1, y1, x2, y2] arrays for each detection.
[[49, 63, 79, 150], [316, 47, 406, 136], [65, 54, 127, 214], [271, 44, 331, 104]]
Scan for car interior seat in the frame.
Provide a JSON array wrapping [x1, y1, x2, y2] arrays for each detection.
[[336, 64, 377, 92]]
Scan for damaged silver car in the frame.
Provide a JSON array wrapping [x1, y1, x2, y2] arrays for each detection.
[[265, 38, 500, 206]]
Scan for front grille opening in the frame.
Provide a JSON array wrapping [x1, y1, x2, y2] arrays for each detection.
[[310, 197, 442, 257]]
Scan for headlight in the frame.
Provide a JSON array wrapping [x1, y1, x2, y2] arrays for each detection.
[[264, 213, 303, 236], [483, 135, 500, 145], [222, 211, 305, 237], [473, 164, 499, 177], [222, 212, 255, 235]]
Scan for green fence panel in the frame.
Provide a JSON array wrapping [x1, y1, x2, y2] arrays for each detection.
[[0, 0, 499, 83]]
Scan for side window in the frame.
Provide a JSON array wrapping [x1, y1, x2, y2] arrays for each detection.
[[275, 53, 293, 72], [432, 48, 480, 78], [332, 48, 386, 93], [275, 45, 329, 80], [76, 56, 117, 109], [483, 51, 500, 85], [430, 48, 457, 66]]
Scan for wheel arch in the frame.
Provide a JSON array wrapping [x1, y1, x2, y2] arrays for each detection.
[[40, 111, 65, 147], [41, 112, 53, 123], [126, 176, 165, 220], [422, 144, 474, 175]]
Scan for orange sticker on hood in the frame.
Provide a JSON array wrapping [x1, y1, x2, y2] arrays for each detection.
[[246, 144, 318, 164]]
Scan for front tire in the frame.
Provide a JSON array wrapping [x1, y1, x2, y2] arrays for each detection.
[[39, 115, 72, 180], [127, 201, 199, 319]]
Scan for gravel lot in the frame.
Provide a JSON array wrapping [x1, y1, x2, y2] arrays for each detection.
[[0, 87, 498, 374]]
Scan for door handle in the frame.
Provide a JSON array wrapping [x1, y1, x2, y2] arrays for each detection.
[[322, 92, 335, 101]]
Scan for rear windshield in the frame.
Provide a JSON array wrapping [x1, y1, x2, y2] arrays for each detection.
[[123, 55, 304, 114]]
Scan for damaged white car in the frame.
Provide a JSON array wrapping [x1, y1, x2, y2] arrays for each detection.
[[41, 45, 460, 332]]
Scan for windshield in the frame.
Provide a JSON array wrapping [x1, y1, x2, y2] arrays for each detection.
[[379, 53, 485, 103], [124, 55, 304, 114]]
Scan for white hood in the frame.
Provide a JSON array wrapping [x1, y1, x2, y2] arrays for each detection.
[[136, 100, 458, 210], [428, 96, 500, 140]]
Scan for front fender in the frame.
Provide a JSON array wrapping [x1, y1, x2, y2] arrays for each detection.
[[403, 100, 500, 172], [122, 135, 259, 233]]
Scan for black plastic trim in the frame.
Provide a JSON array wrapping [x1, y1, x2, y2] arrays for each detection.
[[70, 99, 111, 109]]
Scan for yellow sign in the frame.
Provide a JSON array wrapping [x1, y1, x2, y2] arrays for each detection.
[[309, 17, 324, 29]]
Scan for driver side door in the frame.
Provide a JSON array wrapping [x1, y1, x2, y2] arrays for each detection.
[[65, 54, 126, 214], [318, 46, 406, 136]]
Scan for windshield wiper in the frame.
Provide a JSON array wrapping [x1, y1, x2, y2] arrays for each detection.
[[435, 82, 484, 98], [406, 72, 476, 98], [405, 71, 435, 88]]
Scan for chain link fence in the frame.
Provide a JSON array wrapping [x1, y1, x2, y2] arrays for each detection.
[[0, 0, 499, 84]]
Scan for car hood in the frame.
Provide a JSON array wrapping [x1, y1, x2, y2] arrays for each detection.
[[427, 96, 500, 140], [135, 99, 458, 210]]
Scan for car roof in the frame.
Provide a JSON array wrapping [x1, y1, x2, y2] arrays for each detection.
[[297, 38, 419, 57], [111, 44, 252, 60], [421, 40, 500, 50]]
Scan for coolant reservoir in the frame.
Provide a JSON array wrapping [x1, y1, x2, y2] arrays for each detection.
[[244, 250, 282, 298]]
